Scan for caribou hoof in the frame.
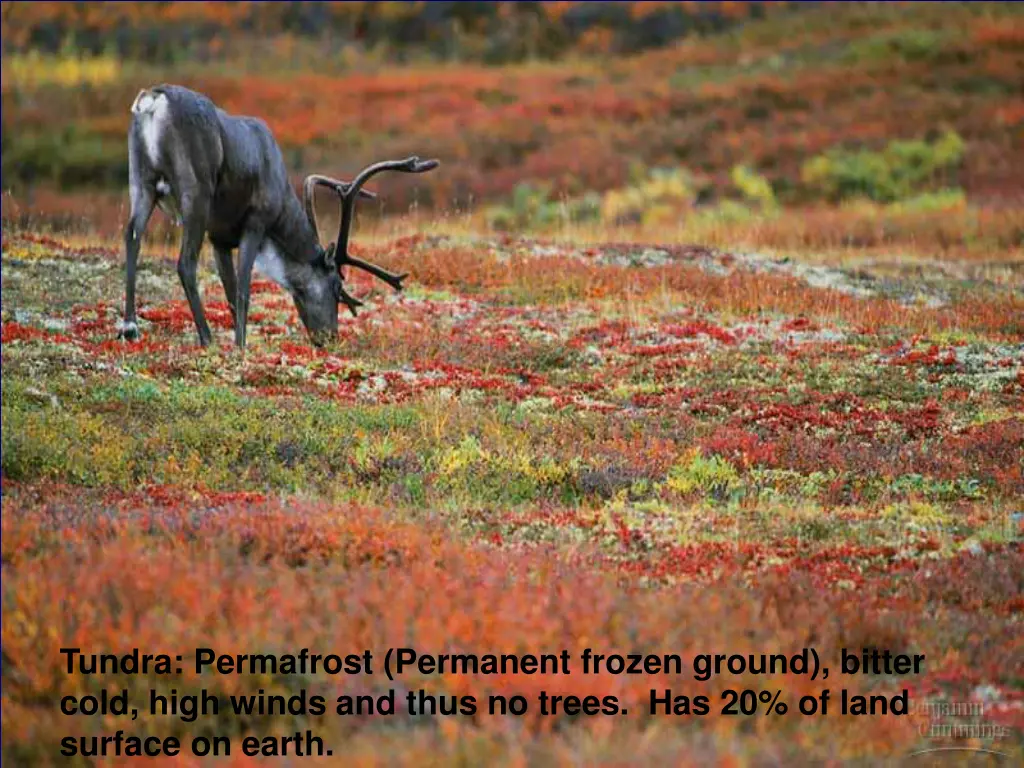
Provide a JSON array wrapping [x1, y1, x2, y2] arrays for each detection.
[[117, 321, 141, 341]]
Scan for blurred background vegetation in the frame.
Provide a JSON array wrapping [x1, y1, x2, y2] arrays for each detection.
[[1, 1, 1021, 256]]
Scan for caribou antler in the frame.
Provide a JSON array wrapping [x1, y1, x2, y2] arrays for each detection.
[[302, 174, 376, 244], [324, 156, 440, 312], [333, 157, 440, 277], [302, 174, 382, 316], [301, 158, 438, 316]]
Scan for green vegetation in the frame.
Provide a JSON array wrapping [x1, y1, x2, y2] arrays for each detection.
[[801, 130, 966, 204], [1, 126, 127, 188]]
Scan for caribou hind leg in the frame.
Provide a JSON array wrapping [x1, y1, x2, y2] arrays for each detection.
[[120, 182, 157, 341]]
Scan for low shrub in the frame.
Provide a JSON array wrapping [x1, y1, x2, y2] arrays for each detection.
[[801, 130, 965, 204]]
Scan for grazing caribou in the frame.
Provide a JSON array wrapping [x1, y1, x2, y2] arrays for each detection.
[[121, 84, 438, 347]]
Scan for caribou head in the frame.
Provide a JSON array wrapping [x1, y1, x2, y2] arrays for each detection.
[[297, 157, 440, 343]]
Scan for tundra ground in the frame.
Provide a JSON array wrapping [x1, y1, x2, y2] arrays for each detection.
[[2, 225, 1021, 765]]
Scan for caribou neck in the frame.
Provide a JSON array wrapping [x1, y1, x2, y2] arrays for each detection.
[[269, 185, 323, 264]]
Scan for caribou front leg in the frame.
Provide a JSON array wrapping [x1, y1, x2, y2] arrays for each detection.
[[213, 245, 238, 327], [234, 227, 265, 349]]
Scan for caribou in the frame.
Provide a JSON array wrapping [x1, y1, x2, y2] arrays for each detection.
[[121, 84, 438, 347]]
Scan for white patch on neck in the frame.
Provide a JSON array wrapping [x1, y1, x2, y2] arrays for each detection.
[[254, 241, 293, 292], [131, 90, 169, 167]]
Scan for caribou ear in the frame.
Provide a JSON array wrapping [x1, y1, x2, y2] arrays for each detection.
[[323, 242, 336, 268]]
